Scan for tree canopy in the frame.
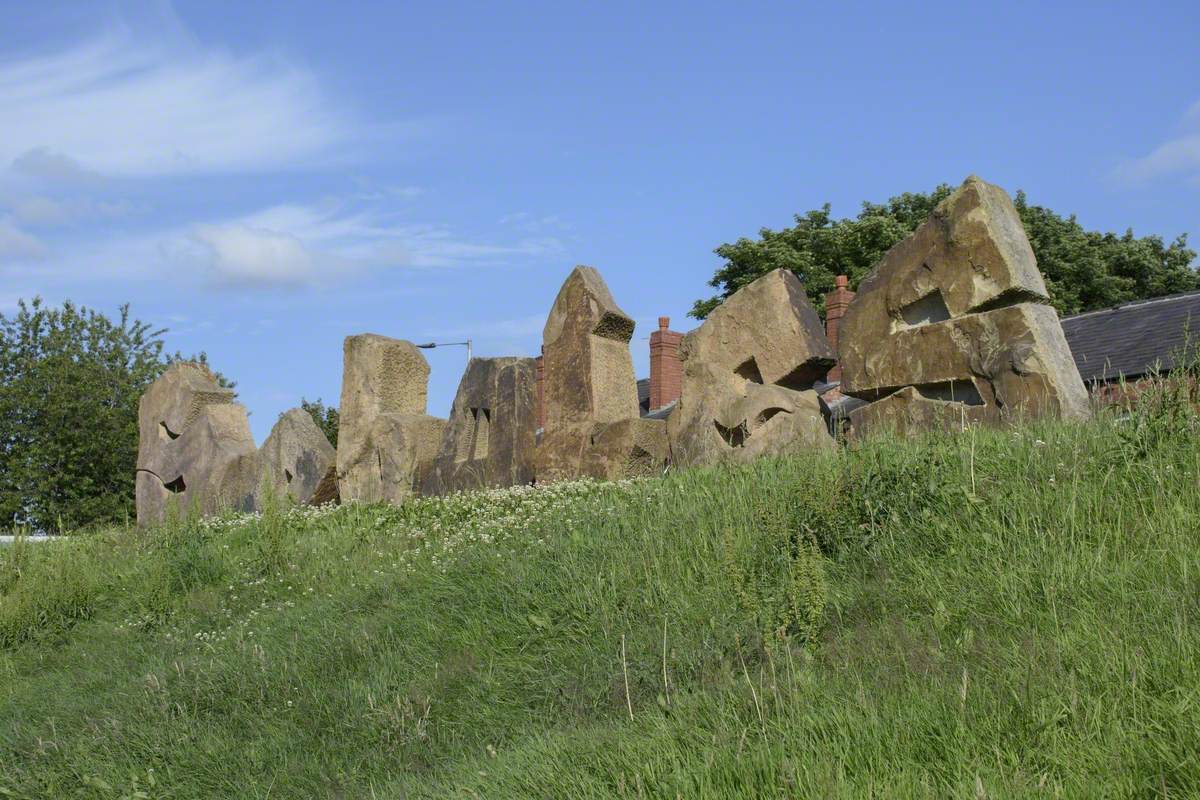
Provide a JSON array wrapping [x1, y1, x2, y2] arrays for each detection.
[[0, 299, 230, 532], [692, 184, 1198, 319], [0, 299, 167, 531]]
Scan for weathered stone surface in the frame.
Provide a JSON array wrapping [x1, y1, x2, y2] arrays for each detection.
[[582, 417, 669, 479], [536, 266, 648, 482], [217, 409, 337, 510], [135, 363, 255, 525], [668, 269, 836, 467], [261, 409, 337, 503], [846, 386, 992, 438], [838, 176, 1090, 430], [336, 334, 445, 503], [306, 466, 340, 506], [419, 357, 538, 495]]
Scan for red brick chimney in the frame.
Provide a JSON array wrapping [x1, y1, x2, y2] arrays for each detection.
[[824, 275, 855, 383], [535, 348, 545, 429], [649, 316, 683, 411]]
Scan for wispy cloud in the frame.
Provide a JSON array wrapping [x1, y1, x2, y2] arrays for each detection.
[[186, 202, 565, 286], [0, 219, 45, 262], [0, 21, 357, 178], [1113, 99, 1200, 185]]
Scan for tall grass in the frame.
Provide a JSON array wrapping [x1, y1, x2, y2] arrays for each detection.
[[1, 389, 1198, 798]]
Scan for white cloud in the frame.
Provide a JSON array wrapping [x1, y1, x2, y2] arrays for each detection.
[[1113, 99, 1200, 184], [192, 223, 316, 286], [0, 219, 45, 261], [185, 202, 565, 287], [0, 23, 355, 178]]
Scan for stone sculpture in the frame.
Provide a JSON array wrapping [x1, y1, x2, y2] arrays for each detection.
[[536, 266, 668, 482], [418, 357, 538, 495], [215, 408, 337, 511], [336, 334, 445, 503], [837, 175, 1090, 435], [135, 362, 255, 525], [667, 268, 836, 466]]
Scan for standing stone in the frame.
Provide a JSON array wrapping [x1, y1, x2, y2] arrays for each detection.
[[838, 175, 1089, 435], [135, 363, 255, 525], [667, 268, 836, 467], [336, 334, 445, 504], [216, 408, 338, 510], [418, 357, 538, 495], [536, 266, 667, 482]]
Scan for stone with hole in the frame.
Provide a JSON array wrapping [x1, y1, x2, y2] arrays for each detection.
[[536, 266, 667, 481], [135, 362, 255, 525], [667, 268, 836, 467], [336, 334, 445, 503], [217, 408, 337, 510], [418, 356, 538, 495], [838, 175, 1089, 433]]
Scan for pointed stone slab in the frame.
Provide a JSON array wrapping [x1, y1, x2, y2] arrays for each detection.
[[536, 266, 645, 482], [419, 356, 538, 495], [667, 269, 836, 467], [135, 362, 255, 525], [217, 408, 338, 511], [337, 334, 445, 503], [838, 176, 1089, 429]]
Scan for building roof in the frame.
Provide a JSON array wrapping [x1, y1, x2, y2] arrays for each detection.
[[1060, 291, 1200, 384]]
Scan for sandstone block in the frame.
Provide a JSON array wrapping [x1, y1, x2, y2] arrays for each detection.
[[336, 334, 445, 503], [667, 269, 836, 467], [419, 357, 538, 495], [838, 176, 1089, 432], [536, 266, 650, 482], [135, 363, 255, 525]]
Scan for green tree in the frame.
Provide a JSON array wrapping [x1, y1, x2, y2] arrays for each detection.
[[0, 299, 168, 531], [693, 184, 1197, 318], [301, 397, 339, 449]]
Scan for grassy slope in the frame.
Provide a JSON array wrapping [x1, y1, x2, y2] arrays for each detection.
[[2, 405, 1199, 798]]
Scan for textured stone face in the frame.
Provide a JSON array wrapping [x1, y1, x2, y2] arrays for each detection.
[[336, 334, 445, 503], [418, 357, 538, 496], [582, 417, 670, 480], [537, 266, 655, 482], [135, 363, 255, 525], [217, 409, 337, 510], [838, 176, 1089, 433], [667, 269, 836, 467]]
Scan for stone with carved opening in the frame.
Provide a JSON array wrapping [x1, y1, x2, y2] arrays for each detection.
[[135, 362, 255, 525], [838, 175, 1089, 435], [418, 356, 538, 495], [667, 268, 836, 467], [536, 266, 667, 482]]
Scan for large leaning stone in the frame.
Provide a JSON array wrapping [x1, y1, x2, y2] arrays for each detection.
[[216, 408, 337, 510], [668, 269, 836, 467], [838, 176, 1089, 433], [536, 266, 658, 482], [135, 363, 255, 525], [419, 357, 538, 495], [336, 334, 445, 503]]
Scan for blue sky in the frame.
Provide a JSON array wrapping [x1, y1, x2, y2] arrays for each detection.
[[1, 0, 1197, 441]]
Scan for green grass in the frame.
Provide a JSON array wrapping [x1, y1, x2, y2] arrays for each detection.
[[2, 391, 1199, 798]]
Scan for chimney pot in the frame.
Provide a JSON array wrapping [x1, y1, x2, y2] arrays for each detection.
[[836, 274, 848, 288], [648, 315, 682, 411]]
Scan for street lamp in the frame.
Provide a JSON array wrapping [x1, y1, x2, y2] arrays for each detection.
[[415, 339, 472, 361]]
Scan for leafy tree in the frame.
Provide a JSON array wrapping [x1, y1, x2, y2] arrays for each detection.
[[301, 397, 339, 449], [0, 299, 167, 531], [693, 184, 1197, 318]]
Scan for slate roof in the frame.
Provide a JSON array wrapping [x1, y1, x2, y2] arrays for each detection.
[[1060, 291, 1200, 385]]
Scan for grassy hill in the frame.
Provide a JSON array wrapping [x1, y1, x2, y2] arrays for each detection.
[[2, 387, 1199, 798]]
